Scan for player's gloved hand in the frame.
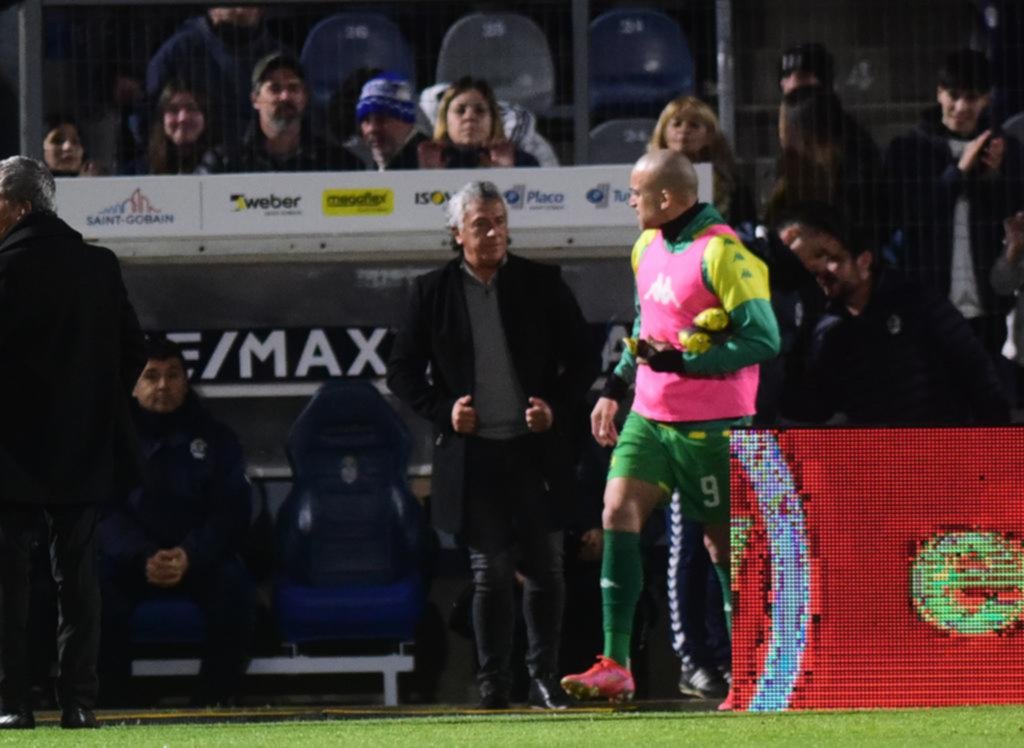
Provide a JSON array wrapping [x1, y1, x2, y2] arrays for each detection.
[[645, 348, 687, 373]]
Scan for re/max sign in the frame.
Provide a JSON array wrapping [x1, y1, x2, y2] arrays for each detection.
[[159, 327, 391, 382]]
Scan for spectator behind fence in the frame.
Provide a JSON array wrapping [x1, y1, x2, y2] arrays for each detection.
[[199, 52, 363, 174], [885, 48, 1024, 363], [419, 82, 559, 167], [418, 78, 540, 169], [764, 86, 883, 232], [778, 42, 834, 96], [354, 72, 428, 171], [97, 337, 256, 708], [649, 96, 757, 235], [127, 80, 211, 175], [0, 156, 146, 730], [146, 6, 284, 150], [387, 181, 599, 709], [780, 202, 1010, 426], [990, 210, 1024, 407], [42, 115, 104, 177]]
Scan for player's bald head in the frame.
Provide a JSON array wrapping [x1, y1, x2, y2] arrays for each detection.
[[632, 149, 699, 201]]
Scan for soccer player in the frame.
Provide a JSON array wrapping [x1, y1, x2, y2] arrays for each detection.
[[560, 150, 780, 703]]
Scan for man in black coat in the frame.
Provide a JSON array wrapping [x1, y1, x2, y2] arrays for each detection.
[[0, 156, 145, 728], [387, 180, 600, 709]]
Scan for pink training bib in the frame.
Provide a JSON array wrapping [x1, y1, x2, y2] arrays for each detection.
[[632, 228, 759, 422]]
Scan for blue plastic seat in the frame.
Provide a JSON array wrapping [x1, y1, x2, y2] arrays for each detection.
[[588, 117, 657, 164], [274, 380, 426, 644], [300, 13, 415, 110], [435, 12, 555, 114], [589, 9, 695, 113], [129, 595, 207, 646]]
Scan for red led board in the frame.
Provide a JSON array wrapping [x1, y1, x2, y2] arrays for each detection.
[[730, 429, 1024, 710]]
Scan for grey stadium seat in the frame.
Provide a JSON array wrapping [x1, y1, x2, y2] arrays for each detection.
[[435, 12, 555, 114], [588, 118, 657, 164]]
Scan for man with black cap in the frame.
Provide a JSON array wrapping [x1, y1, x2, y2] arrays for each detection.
[[778, 42, 835, 95], [355, 72, 428, 171], [199, 51, 362, 173]]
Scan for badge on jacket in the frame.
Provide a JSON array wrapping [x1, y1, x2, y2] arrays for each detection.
[[190, 438, 208, 460]]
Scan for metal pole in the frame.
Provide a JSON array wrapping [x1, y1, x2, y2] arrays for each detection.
[[571, 0, 590, 165], [18, 0, 43, 159], [715, 0, 736, 145]]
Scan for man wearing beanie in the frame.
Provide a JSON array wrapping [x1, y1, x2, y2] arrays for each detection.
[[356, 72, 427, 171]]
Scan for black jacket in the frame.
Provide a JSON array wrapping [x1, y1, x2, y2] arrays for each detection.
[[885, 106, 1024, 317], [0, 212, 145, 504], [98, 393, 251, 573], [199, 121, 366, 173], [782, 272, 1010, 425], [386, 254, 600, 535]]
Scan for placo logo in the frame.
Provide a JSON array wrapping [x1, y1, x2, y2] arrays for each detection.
[[505, 185, 565, 211], [230, 193, 302, 216], [414, 190, 451, 206], [322, 189, 394, 216], [86, 188, 174, 227]]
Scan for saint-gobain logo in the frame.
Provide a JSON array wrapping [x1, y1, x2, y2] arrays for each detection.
[[587, 183, 610, 208], [504, 185, 525, 208]]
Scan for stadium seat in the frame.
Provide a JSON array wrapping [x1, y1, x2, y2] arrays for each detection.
[[129, 595, 207, 646], [588, 118, 657, 164], [300, 12, 415, 110], [589, 9, 695, 114], [274, 380, 426, 645], [435, 12, 556, 114]]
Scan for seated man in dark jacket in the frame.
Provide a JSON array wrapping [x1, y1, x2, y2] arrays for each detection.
[[780, 202, 1011, 425], [98, 337, 256, 706]]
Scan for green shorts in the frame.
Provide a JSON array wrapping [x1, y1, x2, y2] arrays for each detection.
[[607, 411, 744, 524]]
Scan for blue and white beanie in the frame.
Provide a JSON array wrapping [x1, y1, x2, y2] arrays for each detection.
[[356, 73, 416, 124]]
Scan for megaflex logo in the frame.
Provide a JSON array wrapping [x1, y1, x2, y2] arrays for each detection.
[[322, 188, 394, 216], [503, 184, 566, 211], [586, 183, 632, 209], [414, 190, 451, 206], [86, 188, 174, 227], [231, 193, 302, 216]]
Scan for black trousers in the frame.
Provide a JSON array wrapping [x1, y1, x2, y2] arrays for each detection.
[[0, 503, 99, 712], [463, 436, 565, 693]]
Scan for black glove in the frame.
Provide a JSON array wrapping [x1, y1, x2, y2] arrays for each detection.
[[645, 348, 687, 374]]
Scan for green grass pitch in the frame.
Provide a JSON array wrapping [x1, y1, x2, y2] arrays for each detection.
[[3, 706, 1024, 747]]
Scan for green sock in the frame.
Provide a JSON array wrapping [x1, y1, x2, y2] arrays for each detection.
[[713, 562, 733, 633], [601, 530, 643, 666]]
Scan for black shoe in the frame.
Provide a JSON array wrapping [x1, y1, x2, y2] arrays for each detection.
[[0, 710, 34, 729], [528, 677, 571, 710], [678, 663, 729, 699], [477, 686, 510, 709], [60, 707, 99, 729]]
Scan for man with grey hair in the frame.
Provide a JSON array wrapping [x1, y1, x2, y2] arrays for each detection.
[[0, 156, 145, 729], [388, 180, 599, 709]]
